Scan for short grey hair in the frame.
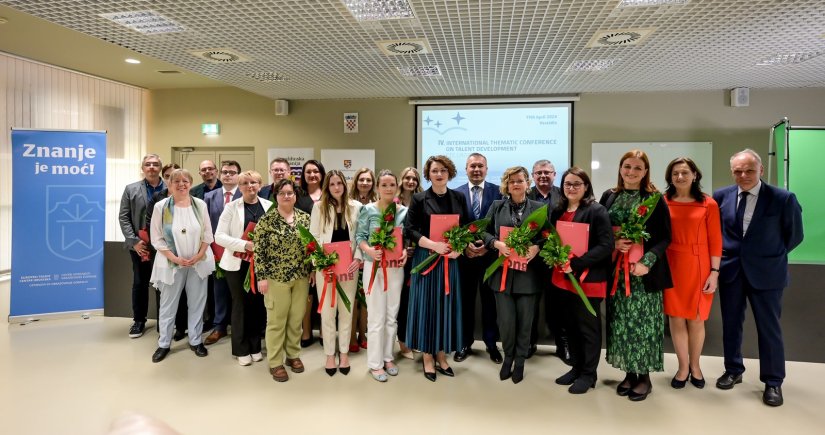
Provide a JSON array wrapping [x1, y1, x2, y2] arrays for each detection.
[[532, 159, 555, 172], [730, 148, 763, 166], [141, 154, 162, 166]]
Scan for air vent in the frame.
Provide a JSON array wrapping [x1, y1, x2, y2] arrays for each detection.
[[397, 65, 441, 77], [586, 28, 656, 48], [568, 59, 619, 72], [247, 72, 289, 82], [99, 10, 184, 35], [157, 70, 182, 74], [377, 39, 432, 56], [189, 49, 252, 64]]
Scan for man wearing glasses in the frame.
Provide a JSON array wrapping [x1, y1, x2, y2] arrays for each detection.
[[190, 160, 222, 200], [203, 161, 243, 345], [526, 159, 571, 365], [119, 154, 165, 339], [259, 157, 313, 213]]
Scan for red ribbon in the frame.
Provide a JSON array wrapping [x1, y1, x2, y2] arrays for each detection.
[[499, 257, 511, 292], [318, 267, 337, 313], [610, 252, 632, 297], [421, 254, 451, 295], [367, 249, 389, 295], [248, 254, 257, 294]]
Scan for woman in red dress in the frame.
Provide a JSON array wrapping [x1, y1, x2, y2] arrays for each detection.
[[663, 157, 722, 389]]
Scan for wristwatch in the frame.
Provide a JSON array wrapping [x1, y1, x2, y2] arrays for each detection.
[[710, 267, 720, 272]]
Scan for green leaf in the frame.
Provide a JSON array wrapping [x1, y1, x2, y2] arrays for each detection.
[[411, 252, 439, 274], [567, 272, 597, 317], [483, 255, 505, 282], [335, 281, 352, 312]]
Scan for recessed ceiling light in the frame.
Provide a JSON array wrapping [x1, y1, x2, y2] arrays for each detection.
[[343, 0, 414, 21], [568, 59, 619, 72], [617, 0, 689, 7], [99, 10, 184, 35], [125, 58, 141, 64], [756, 52, 823, 66], [397, 65, 441, 77]]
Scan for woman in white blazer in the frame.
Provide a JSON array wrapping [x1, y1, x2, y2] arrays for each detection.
[[215, 170, 273, 366], [309, 170, 363, 376]]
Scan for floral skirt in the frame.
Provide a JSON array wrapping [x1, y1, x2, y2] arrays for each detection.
[[405, 248, 464, 354], [605, 284, 664, 373]]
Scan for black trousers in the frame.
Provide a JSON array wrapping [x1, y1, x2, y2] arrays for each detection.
[[225, 263, 265, 357], [495, 292, 537, 361], [560, 290, 603, 379], [129, 250, 153, 323], [459, 255, 499, 348], [397, 259, 412, 342], [531, 286, 566, 347]]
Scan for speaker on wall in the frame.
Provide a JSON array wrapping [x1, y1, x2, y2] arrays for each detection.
[[275, 99, 289, 116], [731, 87, 749, 107]]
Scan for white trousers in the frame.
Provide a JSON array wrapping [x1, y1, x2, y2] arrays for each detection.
[[315, 270, 358, 356], [156, 267, 208, 348], [364, 260, 404, 370]]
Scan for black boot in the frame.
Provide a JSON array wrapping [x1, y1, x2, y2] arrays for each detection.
[[512, 360, 525, 384], [499, 357, 513, 380]]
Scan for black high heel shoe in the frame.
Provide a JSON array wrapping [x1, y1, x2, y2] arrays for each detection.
[[628, 375, 653, 402], [616, 372, 638, 396], [422, 360, 436, 382], [689, 373, 705, 389], [436, 365, 455, 377], [500, 358, 513, 381], [325, 367, 337, 377]]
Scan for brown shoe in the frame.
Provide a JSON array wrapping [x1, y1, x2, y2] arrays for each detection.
[[270, 365, 289, 382], [203, 330, 227, 345], [285, 357, 305, 373]]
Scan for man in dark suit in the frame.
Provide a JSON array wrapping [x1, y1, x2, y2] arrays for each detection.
[[118, 154, 165, 338], [190, 159, 222, 200], [713, 149, 803, 407], [202, 160, 243, 345], [259, 157, 313, 213], [454, 153, 503, 363], [526, 159, 569, 363]]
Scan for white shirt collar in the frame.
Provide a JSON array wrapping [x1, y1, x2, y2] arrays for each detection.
[[737, 180, 761, 197], [469, 181, 485, 191], [223, 186, 238, 196]]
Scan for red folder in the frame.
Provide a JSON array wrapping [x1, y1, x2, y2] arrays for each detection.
[[500, 226, 529, 272], [211, 242, 225, 261], [556, 221, 589, 257], [233, 222, 256, 260], [612, 226, 644, 263], [384, 227, 404, 261], [323, 241, 354, 282], [429, 214, 460, 243]]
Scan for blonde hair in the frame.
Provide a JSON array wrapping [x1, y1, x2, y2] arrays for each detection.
[[499, 166, 531, 196]]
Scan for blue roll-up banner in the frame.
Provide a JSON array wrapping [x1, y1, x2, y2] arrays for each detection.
[[10, 129, 107, 319]]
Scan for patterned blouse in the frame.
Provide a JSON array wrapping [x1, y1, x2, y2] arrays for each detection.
[[254, 208, 311, 282]]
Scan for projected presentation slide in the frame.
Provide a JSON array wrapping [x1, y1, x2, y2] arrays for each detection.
[[417, 103, 572, 189]]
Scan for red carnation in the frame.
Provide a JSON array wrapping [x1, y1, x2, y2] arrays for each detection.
[[637, 205, 648, 216], [468, 224, 478, 233], [306, 241, 317, 253], [528, 221, 539, 231], [542, 230, 551, 239], [384, 213, 395, 222], [375, 228, 381, 233]]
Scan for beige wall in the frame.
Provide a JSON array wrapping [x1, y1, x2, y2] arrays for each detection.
[[149, 87, 825, 190]]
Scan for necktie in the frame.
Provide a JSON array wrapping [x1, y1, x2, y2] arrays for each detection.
[[224, 191, 232, 205], [471, 185, 481, 219], [735, 191, 748, 235]]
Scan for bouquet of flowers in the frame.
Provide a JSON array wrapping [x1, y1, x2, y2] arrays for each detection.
[[483, 204, 548, 284], [240, 229, 257, 292], [411, 218, 491, 274], [366, 202, 398, 293], [538, 226, 597, 316], [298, 226, 352, 312], [611, 192, 661, 296]]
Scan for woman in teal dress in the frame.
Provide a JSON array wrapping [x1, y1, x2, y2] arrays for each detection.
[[599, 149, 672, 402]]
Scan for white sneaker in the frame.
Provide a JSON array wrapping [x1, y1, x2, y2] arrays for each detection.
[[251, 352, 264, 362], [238, 355, 253, 366]]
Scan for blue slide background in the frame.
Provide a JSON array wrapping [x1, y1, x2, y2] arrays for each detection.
[[11, 129, 106, 318]]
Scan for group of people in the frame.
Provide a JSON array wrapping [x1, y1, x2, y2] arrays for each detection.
[[119, 147, 802, 407]]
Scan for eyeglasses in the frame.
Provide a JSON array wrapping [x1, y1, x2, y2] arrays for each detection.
[[221, 170, 238, 176], [143, 162, 161, 167], [277, 191, 295, 197], [534, 170, 555, 176], [563, 182, 585, 190]]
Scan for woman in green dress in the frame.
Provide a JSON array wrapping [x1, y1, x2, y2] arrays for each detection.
[[599, 149, 672, 401]]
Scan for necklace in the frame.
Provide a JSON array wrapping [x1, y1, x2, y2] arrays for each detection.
[[244, 201, 262, 222]]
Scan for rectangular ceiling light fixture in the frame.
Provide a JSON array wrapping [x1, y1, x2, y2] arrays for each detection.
[[756, 51, 823, 66], [617, 0, 689, 7], [397, 65, 441, 77], [568, 59, 619, 72], [342, 0, 414, 21], [99, 10, 184, 34]]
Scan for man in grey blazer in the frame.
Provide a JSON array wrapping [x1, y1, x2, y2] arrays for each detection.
[[202, 160, 243, 345], [118, 154, 165, 338]]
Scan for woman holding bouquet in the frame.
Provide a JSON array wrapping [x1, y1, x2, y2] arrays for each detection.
[[254, 179, 312, 382], [405, 155, 470, 382], [356, 170, 408, 382], [481, 166, 544, 384], [215, 170, 272, 366], [149, 169, 215, 363], [348, 167, 377, 353], [397, 167, 423, 359], [663, 158, 722, 389], [599, 150, 672, 401], [549, 167, 614, 394], [309, 170, 363, 376]]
